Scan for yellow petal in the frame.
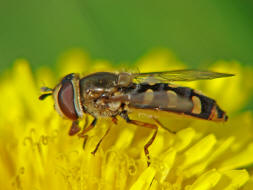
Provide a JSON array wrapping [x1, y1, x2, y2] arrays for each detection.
[[158, 148, 176, 183], [136, 49, 185, 72], [186, 169, 221, 190], [215, 170, 249, 190], [185, 137, 235, 177], [219, 143, 253, 171], [130, 167, 156, 190], [180, 134, 217, 170], [173, 127, 196, 152]]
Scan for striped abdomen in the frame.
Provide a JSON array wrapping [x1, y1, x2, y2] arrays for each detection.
[[125, 83, 228, 122]]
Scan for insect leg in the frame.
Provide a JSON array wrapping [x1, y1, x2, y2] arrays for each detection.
[[120, 111, 158, 166], [78, 118, 97, 138], [82, 135, 88, 150], [91, 117, 117, 155], [69, 121, 81, 136], [111, 116, 118, 125], [152, 117, 176, 134], [78, 118, 97, 150], [91, 126, 111, 155]]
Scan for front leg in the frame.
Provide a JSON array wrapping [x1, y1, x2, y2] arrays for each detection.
[[78, 118, 97, 137], [69, 121, 81, 136], [120, 111, 158, 166], [78, 117, 112, 155], [78, 117, 97, 150]]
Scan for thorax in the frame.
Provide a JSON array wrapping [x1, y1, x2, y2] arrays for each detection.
[[79, 72, 122, 117]]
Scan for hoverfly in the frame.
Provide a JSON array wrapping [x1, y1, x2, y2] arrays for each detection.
[[39, 69, 233, 165]]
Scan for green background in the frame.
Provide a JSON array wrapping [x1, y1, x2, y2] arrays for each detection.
[[1, 0, 253, 72]]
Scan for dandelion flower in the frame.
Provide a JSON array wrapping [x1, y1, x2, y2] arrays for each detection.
[[1, 49, 253, 190]]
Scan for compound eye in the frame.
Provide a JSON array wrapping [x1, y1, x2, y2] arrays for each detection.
[[58, 81, 78, 120]]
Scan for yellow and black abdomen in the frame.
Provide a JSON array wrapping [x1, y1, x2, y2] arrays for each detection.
[[126, 83, 228, 122]]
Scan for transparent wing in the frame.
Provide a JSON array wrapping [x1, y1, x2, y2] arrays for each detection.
[[132, 69, 234, 82]]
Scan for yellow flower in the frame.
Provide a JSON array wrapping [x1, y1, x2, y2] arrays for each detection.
[[0, 49, 253, 190]]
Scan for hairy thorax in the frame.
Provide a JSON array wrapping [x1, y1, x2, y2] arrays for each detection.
[[81, 90, 122, 118]]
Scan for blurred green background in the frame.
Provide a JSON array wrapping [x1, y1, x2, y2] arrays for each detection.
[[1, 0, 253, 72]]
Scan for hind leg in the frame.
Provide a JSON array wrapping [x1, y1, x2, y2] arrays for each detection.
[[120, 111, 158, 166]]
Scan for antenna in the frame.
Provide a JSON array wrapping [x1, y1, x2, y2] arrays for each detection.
[[39, 86, 53, 100]]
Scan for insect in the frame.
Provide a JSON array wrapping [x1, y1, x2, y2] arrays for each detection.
[[39, 69, 233, 165]]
